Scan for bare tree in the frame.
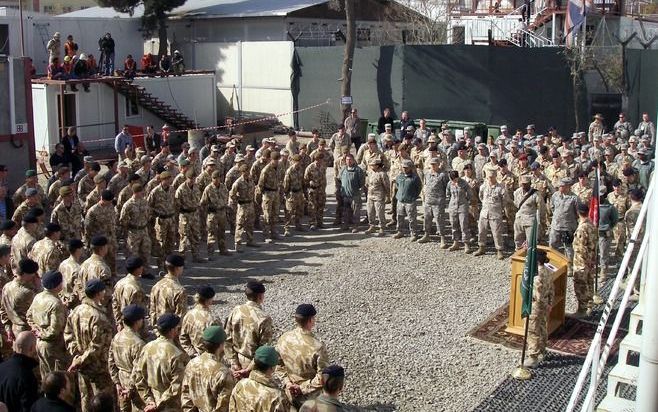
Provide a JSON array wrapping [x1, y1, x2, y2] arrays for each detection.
[[330, 0, 356, 118], [388, 0, 448, 44]]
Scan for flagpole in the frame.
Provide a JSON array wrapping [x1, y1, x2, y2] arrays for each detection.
[[593, 164, 603, 305]]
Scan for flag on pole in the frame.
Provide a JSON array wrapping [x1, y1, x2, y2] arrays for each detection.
[[564, 0, 593, 46], [520, 214, 539, 318], [589, 166, 600, 226]]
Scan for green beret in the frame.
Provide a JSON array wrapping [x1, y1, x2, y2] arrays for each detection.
[[25, 170, 37, 177], [202, 325, 226, 344], [254, 345, 279, 367]]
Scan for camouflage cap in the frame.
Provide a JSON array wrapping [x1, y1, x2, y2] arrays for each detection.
[[291, 154, 301, 162], [234, 154, 245, 163], [402, 159, 414, 168], [202, 325, 226, 344], [429, 157, 440, 165], [520, 174, 532, 184], [59, 186, 73, 197], [212, 170, 221, 179], [254, 345, 279, 367], [93, 174, 105, 184], [159, 171, 172, 179]]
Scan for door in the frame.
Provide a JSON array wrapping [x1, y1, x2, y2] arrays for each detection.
[[57, 93, 77, 136]]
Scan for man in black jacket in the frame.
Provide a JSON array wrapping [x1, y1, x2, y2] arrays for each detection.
[[98, 32, 115, 76], [60, 127, 82, 174], [30, 371, 75, 412], [0, 331, 39, 412]]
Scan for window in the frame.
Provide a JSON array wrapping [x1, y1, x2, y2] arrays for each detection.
[[0, 25, 8, 55], [125, 94, 140, 117]]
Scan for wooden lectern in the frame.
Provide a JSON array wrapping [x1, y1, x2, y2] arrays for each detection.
[[506, 246, 568, 336]]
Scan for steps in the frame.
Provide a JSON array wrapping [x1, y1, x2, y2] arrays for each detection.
[[112, 80, 197, 131]]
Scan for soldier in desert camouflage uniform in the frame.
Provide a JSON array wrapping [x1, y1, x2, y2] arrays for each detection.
[[51, 185, 83, 242], [13, 169, 46, 211], [84, 174, 106, 214], [447, 171, 472, 253], [78, 235, 113, 301], [112, 257, 148, 327], [0, 245, 11, 290], [85, 190, 118, 274], [78, 162, 101, 203], [11, 213, 40, 274], [276, 304, 329, 408], [149, 254, 188, 327], [180, 286, 218, 359], [572, 203, 598, 317], [513, 175, 545, 250], [229, 345, 289, 412], [229, 165, 257, 252], [417, 157, 448, 246], [116, 174, 141, 219], [64, 279, 113, 412], [474, 169, 507, 259], [148, 171, 177, 268], [196, 159, 217, 242], [258, 151, 282, 242], [304, 152, 327, 230], [12, 187, 41, 226], [182, 325, 236, 412], [523, 251, 555, 368], [250, 149, 270, 230], [120, 184, 152, 267], [607, 179, 630, 260], [364, 158, 390, 236], [224, 281, 274, 375], [27, 270, 69, 380], [0, 258, 38, 342], [225, 155, 245, 232], [48, 166, 71, 206], [300, 365, 348, 412], [29, 222, 66, 276], [201, 170, 230, 258], [108, 304, 146, 412], [283, 154, 306, 237], [133, 313, 189, 412], [108, 160, 130, 198], [176, 171, 203, 262], [59, 239, 84, 309]]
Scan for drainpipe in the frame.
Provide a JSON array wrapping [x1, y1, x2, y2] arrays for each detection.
[[636, 144, 658, 412]]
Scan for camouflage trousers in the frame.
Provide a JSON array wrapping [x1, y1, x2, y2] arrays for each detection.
[[449, 208, 470, 243], [423, 203, 448, 237], [396, 201, 417, 236], [155, 216, 177, 265], [341, 194, 362, 229], [78, 370, 113, 412], [285, 191, 305, 230], [548, 229, 574, 263], [514, 220, 534, 250], [178, 212, 200, 257], [478, 214, 504, 250], [367, 198, 387, 229], [307, 188, 326, 227], [599, 231, 611, 268], [36, 339, 70, 381], [236, 203, 255, 244], [504, 203, 517, 237], [207, 210, 228, 254], [148, 218, 162, 259], [105, 240, 118, 276], [227, 206, 237, 232], [389, 182, 398, 222], [126, 228, 151, 266], [254, 191, 263, 226], [573, 266, 594, 309], [261, 192, 280, 238], [527, 305, 549, 358], [468, 204, 480, 240], [612, 223, 626, 259]]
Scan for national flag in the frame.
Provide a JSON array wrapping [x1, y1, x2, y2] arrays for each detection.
[[589, 166, 600, 226], [564, 0, 593, 46], [520, 214, 539, 318]]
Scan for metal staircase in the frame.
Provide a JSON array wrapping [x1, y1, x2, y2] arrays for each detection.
[[111, 79, 197, 130]]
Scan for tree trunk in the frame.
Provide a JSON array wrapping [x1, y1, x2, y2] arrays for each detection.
[[340, 0, 356, 120], [157, 14, 168, 58]]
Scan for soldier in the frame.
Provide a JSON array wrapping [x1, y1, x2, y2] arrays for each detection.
[[11, 213, 39, 274], [364, 158, 390, 237], [149, 254, 188, 327], [299, 365, 348, 412], [108, 160, 130, 198], [549, 178, 579, 268], [78, 162, 101, 202], [0, 258, 38, 342], [180, 286, 218, 359], [497, 159, 517, 243], [607, 179, 630, 260], [276, 304, 328, 408], [338, 154, 366, 233], [229, 165, 257, 252], [176, 171, 203, 262], [84, 174, 107, 214], [13, 169, 46, 210], [12, 187, 41, 226], [120, 184, 152, 268], [116, 174, 141, 218], [182, 325, 236, 412], [64, 278, 113, 412], [0, 245, 11, 290], [259, 151, 282, 242], [51, 185, 83, 242], [148, 171, 177, 268], [462, 164, 480, 241], [332, 147, 350, 226], [201, 170, 230, 258], [49, 166, 72, 205], [598, 191, 618, 281], [447, 170, 472, 253], [136, 156, 154, 187], [393, 159, 421, 240], [251, 149, 270, 230], [283, 154, 306, 237], [625, 189, 644, 299], [513, 174, 545, 249], [523, 250, 555, 368], [474, 169, 507, 259], [85, 190, 118, 274], [27, 270, 69, 380], [108, 305, 146, 412], [224, 281, 274, 376], [29, 222, 66, 276], [229, 345, 289, 412], [0, 220, 17, 247], [588, 113, 605, 143], [196, 159, 216, 241], [219, 143, 237, 179], [133, 313, 188, 412], [304, 152, 327, 230], [572, 203, 598, 317], [112, 257, 148, 327], [78, 235, 113, 301], [571, 171, 593, 205], [59, 239, 84, 309]]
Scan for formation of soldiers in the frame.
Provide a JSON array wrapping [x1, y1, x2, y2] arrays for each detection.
[[0, 110, 654, 409]]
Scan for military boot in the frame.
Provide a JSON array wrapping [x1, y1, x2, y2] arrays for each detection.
[[439, 237, 448, 249], [417, 234, 430, 244], [448, 241, 460, 251], [364, 225, 376, 234], [497, 250, 505, 260], [464, 243, 473, 254], [473, 246, 485, 256], [393, 231, 404, 239], [378, 228, 385, 236]]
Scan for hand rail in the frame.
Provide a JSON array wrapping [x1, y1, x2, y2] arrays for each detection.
[[565, 173, 656, 412]]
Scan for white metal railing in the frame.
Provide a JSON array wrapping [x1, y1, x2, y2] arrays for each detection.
[[566, 173, 656, 412]]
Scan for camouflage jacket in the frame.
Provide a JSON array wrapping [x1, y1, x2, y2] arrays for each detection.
[[119, 196, 151, 229], [78, 254, 113, 300], [51, 200, 83, 241], [27, 289, 67, 343], [28, 237, 66, 276], [181, 351, 236, 412], [176, 182, 201, 213], [229, 369, 289, 412], [149, 273, 188, 328], [59, 256, 81, 309], [84, 203, 117, 245], [108, 327, 145, 388], [304, 163, 326, 190], [180, 304, 219, 358], [300, 394, 349, 412], [200, 183, 229, 213], [0, 278, 36, 335], [224, 300, 274, 368], [572, 218, 598, 270], [112, 274, 147, 326], [148, 184, 177, 218], [229, 176, 255, 204], [276, 327, 329, 396], [64, 297, 113, 376]]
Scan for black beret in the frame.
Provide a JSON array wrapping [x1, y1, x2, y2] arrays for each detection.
[[91, 235, 108, 247], [0, 245, 10, 257], [157, 313, 181, 332], [197, 286, 215, 300], [18, 258, 39, 274], [62, 178, 75, 186], [42, 270, 63, 289], [322, 364, 345, 378], [101, 190, 113, 201], [32, 208, 44, 217], [129, 173, 141, 182], [611, 178, 622, 187], [85, 278, 106, 295], [22, 213, 38, 224], [295, 303, 317, 318], [577, 202, 589, 214], [90, 162, 101, 172], [45, 223, 61, 233], [497, 159, 508, 167], [125, 256, 144, 272], [122, 304, 146, 323], [165, 254, 185, 267], [68, 238, 84, 250], [246, 281, 265, 294], [622, 168, 636, 177], [0, 220, 16, 231]]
